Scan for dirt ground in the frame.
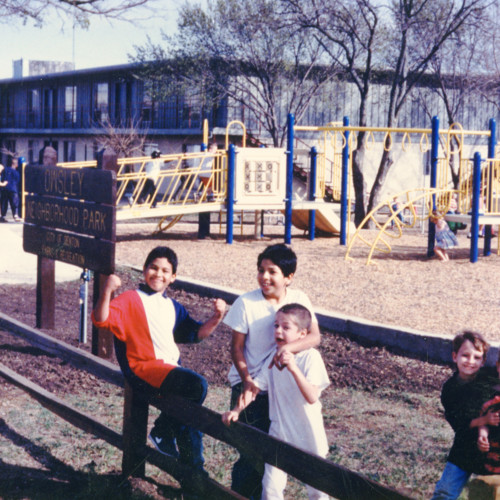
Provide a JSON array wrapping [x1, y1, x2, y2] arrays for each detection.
[[1, 217, 498, 498]]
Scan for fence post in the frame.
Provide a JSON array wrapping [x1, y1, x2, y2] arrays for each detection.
[[35, 145, 58, 330], [92, 148, 118, 359], [308, 147, 317, 241], [121, 382, 149, 478], [427, 116, 439, 258], [470, 152, 482, 263], [226, 144, 235, 244], [340, 116, 349, 245], [285, 113, 294, 245]]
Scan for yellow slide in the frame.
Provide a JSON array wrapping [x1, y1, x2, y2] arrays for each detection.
[[292, 206, 356, 235]]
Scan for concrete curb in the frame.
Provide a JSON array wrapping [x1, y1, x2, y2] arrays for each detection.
[[171, 275, 500, 366]]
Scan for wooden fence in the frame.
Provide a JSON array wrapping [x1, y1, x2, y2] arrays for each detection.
[[0, 312, 412, 500]]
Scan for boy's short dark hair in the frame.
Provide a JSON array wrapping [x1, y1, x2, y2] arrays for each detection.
[[257, 244, 297, 277], [452, 331, 489, 359], [144, 246, 178, 274], [277, 303, 311, 331]]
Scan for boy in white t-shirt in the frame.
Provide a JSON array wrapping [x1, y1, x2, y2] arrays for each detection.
[[223, 303, 330, 500], [223, 244, 321, 499]]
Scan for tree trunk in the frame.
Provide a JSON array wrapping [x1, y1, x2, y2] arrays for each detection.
[[449, 138, 460, 189], [367, 147, 394, 222], [351, 131, 367, 226]]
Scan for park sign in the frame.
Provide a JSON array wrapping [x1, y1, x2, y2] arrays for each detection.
[[23, 165, 116, 274]]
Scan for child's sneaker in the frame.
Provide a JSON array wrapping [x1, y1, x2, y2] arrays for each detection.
[[148, 427, 179, 458]]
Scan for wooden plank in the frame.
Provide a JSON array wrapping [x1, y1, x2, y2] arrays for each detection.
[[25, 165, 116, 205], [0, 362, 123, 449], [0, 312, 123, 386], [152, 394, 412, 500], [36, 255, 55, 329], [0, 313, 410, 499], [24, 194, 116, 240], [92, 273, 115, 359], [23, 224, 115, 274], [122, 382, 149, 477], [0, 361, 243, 500]]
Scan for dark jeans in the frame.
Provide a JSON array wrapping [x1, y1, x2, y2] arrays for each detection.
[[1, 191, 19, 218], [154, 366, 208, 470], [140, 178, 157, 206], [230, 383, 270, 500]]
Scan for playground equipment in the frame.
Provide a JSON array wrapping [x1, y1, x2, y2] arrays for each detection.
[[54, 119, 345, 241], [51, 114, 499, 260], [291, 114, 499, 263], [345, 187, 455, 265]]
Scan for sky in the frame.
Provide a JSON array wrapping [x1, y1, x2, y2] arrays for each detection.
[[0, 2, 183, 79]]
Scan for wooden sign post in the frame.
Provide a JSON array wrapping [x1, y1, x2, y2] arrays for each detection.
[[23, 162, 116, 356]]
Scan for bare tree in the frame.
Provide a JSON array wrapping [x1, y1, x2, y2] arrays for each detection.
[[367, 0, 490, 214], [282, 0, 382, 224], [284, 0, 491, 225], [415, 12, 494, 188], [0, 0, 153, 27], [133, 0, 340, 147], [94, 115, 150, 158]]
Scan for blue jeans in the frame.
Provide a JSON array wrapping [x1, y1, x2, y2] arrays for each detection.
[[230, 383, 270, 500], [431, 462, 471, 500], [155, 366, 208, 470]]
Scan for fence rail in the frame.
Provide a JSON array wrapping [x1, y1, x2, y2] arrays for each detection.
[[0, 311, 412, 500]]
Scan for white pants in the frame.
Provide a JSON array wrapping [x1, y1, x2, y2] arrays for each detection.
[[262, 463, 329, 500]]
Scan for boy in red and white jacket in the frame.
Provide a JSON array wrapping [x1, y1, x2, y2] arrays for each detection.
[[92, 246, 226, 474]]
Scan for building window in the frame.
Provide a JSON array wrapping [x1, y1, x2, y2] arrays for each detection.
[[43, 88, 58, 128], [114, 81, 132, 127], [93, 83, 109, 123], [2, 91, 15, 127], [63, 141, 76, 162], [141, 84, 157, 127], [28, 140, 40, 164], [27, 89, 40, 127], [65, 86, 77, 126]]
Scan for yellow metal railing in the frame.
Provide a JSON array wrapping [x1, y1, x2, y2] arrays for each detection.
[[345, 188, 456, 265], [115, 151, 227, 209], [225, 120, 246, 149], [55, 151, 228, 234]]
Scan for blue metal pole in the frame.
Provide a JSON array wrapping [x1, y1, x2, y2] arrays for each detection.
[[470, 152, 482, 263], [308, 147, 317, 241], [488, 118, 496, 159], [427, 116, 439, 258], [340, 116, 350, 245], [226, 144, 235, 244], [484, 118, 497, 255], [285, 113, 294, 244]]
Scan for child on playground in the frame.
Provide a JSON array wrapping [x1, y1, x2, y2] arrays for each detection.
[[431, 211, 458, 261], [92, 246, 226, 478], [390, 196, 404, 228], [431, 331, 497, 500], [223, 243, 321, 499], [223, 303, 330, 500]]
